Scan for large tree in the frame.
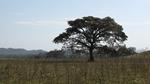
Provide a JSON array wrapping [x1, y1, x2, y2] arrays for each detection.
[[53, 16, 127, 61]]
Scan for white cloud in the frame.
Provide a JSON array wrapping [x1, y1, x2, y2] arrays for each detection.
[[14, 12, 25, 16], [119, 21, 150, 27], [15, 20, 68, 27]]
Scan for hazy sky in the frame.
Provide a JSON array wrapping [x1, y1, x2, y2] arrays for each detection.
[[0, 0, 150, 51]]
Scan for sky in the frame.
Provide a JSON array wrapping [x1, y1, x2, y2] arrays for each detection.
[[0, 0, 150, 51]]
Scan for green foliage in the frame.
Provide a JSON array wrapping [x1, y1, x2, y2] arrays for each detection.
[[47, 50, 64, 58], [117, 46, 136, 56]]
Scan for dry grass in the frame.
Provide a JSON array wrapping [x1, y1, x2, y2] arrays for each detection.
[[0, 54, 150, 84]]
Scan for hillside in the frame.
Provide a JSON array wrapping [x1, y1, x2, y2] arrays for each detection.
[[0, 48, 47, 57]]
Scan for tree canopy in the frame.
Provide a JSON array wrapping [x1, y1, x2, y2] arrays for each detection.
[[53, 16, 128, 61]]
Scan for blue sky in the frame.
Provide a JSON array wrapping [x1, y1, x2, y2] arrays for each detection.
[[0, 0, 150, 51]]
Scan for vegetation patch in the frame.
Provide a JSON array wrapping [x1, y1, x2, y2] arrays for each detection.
[[0, 55, 150, 84]]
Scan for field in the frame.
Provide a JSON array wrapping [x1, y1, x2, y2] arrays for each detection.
[[0, 53, 150, 84]]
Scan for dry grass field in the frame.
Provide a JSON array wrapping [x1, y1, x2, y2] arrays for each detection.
[[0, 52, 150, 84]]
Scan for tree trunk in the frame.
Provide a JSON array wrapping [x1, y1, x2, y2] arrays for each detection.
[[89, 48, 94, 62]]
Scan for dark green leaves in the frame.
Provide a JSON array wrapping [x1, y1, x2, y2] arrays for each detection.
[[53, 16, 127, 48]]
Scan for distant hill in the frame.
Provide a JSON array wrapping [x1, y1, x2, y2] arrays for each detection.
[[127, 50, 150, 59], [0, 48, 47, 57]]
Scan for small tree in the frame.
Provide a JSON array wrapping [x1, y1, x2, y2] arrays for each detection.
[[128, 47, 136, 54], [53, 16, 127, 61], [116, 46, 136, 56]]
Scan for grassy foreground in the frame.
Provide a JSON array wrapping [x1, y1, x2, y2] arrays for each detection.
[[0, 55, 150, 84]]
